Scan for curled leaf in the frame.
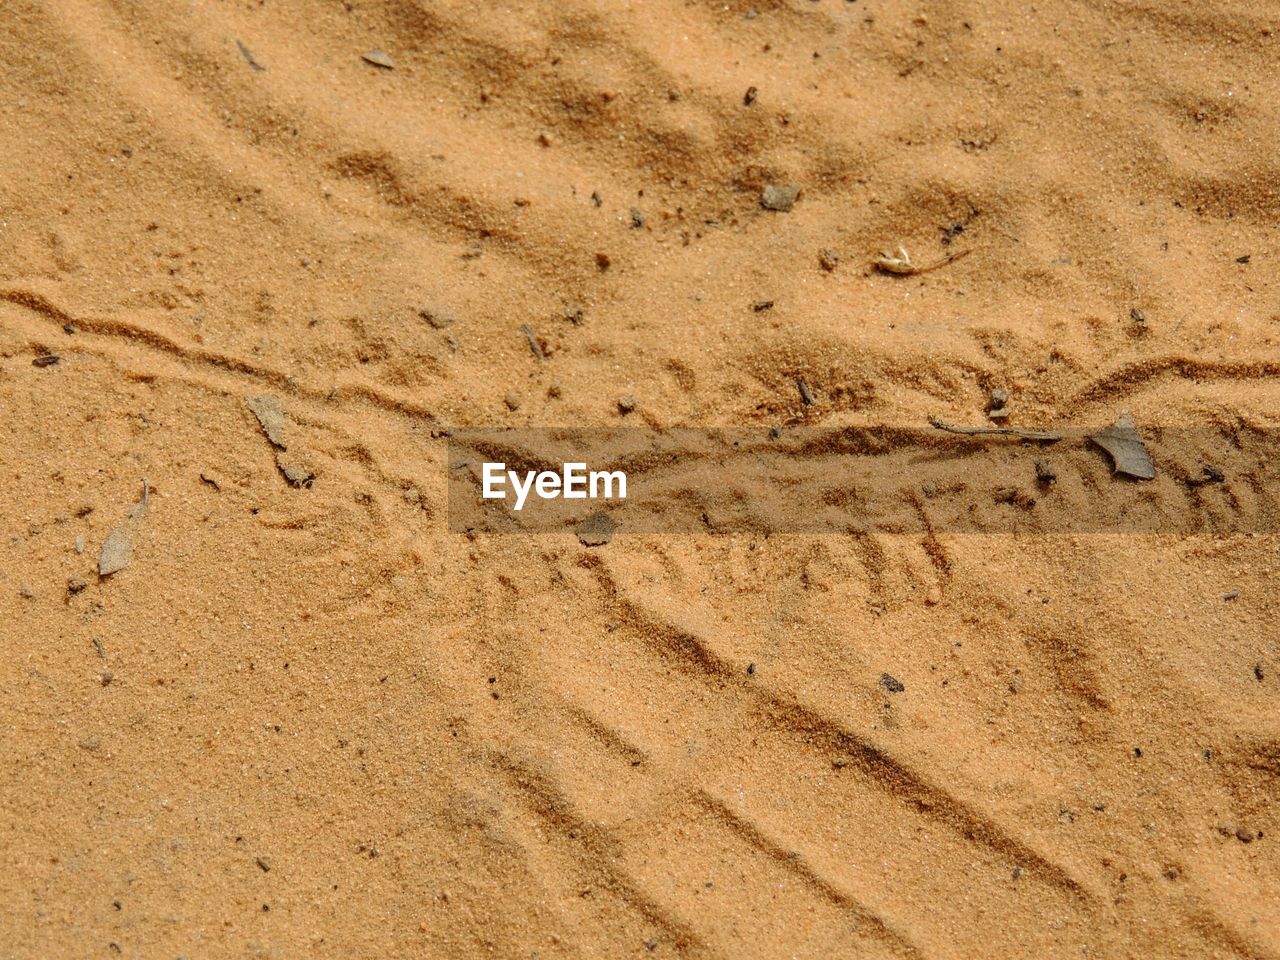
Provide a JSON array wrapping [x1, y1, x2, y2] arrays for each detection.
[[1088, 413, 1155, 480]]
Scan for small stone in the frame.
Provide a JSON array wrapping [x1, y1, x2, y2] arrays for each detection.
[[79, 735, 102, 751], [880, 672, 905, 693], [629, 207, 646, 229], [361, 49, 395, 69], [1035, 459, 1057, 484], [19, 583, 34, 599], [1236, 826, 1256, 843], [743, 86, 757, 106], [67, 577, 88, 595], [761, 184, 800, 212], [989, 387, 1009, 409], [818, 248, 839, 271], [99, 670, 115, 686], [576, 511, 616, 547], [538, 131, 553, 147], [504, 393, 522, 411], [562, 303, 585, 325], [617, 395, 636, 415], [402, 486, 421, 506], [419, 304, 457, 329], [75, 536, 85, 554], [32, 354, 61, 367]]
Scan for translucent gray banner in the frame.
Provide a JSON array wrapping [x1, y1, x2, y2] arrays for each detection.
[[447, 425, 1279, 535]]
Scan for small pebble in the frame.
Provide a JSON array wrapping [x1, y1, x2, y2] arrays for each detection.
[[1035, 459, 1057, 484], [880, 672, 905, 693], [760, 184, 800, 212], [67, 577, 88, 595], [818, 248, 839, 271], [617, 395, 636, 415], [504, 393, 522, 411]]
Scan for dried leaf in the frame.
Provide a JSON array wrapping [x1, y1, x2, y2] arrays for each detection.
[[99, 481, 150, 576], [247, 395, 289, 449], [1088, 413, 1155, 480], [98, 527, 134, 576], [362, 49, 395, 69]]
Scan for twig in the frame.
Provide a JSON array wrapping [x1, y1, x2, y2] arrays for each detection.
[[929, 417, 1062, 441], [874, 245, 971, 275], [519, 324, 545, 361]]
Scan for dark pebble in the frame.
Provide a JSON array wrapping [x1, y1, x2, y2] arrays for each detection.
[[880, 672, 905, 693]]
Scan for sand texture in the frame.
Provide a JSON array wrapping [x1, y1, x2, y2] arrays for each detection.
[[2, 1, 1278, 957]]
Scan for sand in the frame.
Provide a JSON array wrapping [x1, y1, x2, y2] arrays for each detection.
[[2, 1, 1278, 957]]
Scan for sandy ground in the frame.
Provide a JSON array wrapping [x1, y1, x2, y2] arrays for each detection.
[[2, 1, 1278, 957]]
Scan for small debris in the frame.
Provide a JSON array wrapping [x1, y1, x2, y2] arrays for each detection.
[[75, 536, 85, 554], [930, 418, 1061, 441], [751, 300, 774, 312], [236, 40, 265, 72], [99, 480, 149, 577], [519, 325, 545, 361], [563, 303, 585, 325], [504, 393, 522, 412], [419, 304, 457, 329], [1035, 459, 1057, 485], [617, 395, 637, 415], [78, 735, 102, 751], [1236, 254, 1251, 264], [256, 857, 272, 872], [200, 473, 221, 491], [989, 387, 1009, 410], [1256, 663, 1265, 682], [32, 355, 61, 367], [1088, 413, 1155, 480], [1222, 590, 1240, 601], [761, 184, 800, 212], [880, 672, 905, 694], [67, 578, 88, 595], [576, 511, 616, 547], [1186, 464, 1224, 487], [538, 131, 554, 147], [818, 248, 839, 272], [247, 395, 290, 450], [19, 583, 35, 599], [629, 207, 646, 229], [277, 458, 315, 489], [797, 378, 814, 406], [1130, 307, 1147, 324], [361, 49, 395, 69], [874, 244, 970, 275], [743, 85, 758, 106], [595, 252, 611, 270], [99, 670, 115, 687]]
